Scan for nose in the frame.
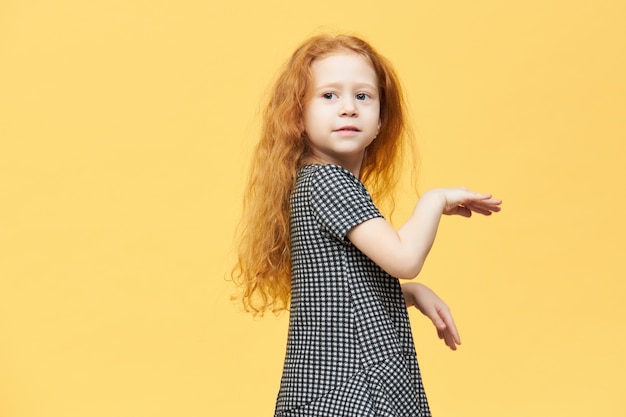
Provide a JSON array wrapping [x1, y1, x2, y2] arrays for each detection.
[[339, 97, 358, 117]]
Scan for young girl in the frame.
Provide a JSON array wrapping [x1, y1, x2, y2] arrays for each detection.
[[233, 34, 501, 416]]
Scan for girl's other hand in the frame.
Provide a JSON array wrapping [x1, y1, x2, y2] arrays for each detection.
[[432, 187, 502, 218], [402, 282, 461, 350]]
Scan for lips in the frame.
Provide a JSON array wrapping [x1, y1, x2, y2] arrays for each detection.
[[334, 126, 361, 132]]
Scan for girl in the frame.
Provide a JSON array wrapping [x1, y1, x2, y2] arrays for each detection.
[[233, 34, 501, 416]]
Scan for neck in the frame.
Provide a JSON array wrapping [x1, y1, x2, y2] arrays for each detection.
[[304, 153, 364, 178]]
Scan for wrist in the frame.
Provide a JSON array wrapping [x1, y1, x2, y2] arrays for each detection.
[[418, 189, 447, 213], [401, 283, 417, 307]]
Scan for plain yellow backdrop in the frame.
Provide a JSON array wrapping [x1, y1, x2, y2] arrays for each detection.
[[1, 0, 625, 416]]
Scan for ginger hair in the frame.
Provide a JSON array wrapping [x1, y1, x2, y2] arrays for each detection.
[[232, 34, 414, 315]]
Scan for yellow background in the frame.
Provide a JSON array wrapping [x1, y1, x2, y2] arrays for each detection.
[[1, 1, 625, 416]]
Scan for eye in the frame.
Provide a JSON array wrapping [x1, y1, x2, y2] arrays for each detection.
[[322, 92, 338, 100], [355, 93, 370, 100]]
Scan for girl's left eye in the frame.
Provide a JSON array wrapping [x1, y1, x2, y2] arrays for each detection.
[[356, 93, 369, 100]]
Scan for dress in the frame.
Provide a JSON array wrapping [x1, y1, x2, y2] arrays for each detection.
[[274, 164, 431, 417]]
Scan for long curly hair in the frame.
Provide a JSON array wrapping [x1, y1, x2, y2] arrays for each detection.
[[232, 34, 414, 315]]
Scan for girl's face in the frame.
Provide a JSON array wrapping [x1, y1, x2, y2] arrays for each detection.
[[303, 51, 381, 175]]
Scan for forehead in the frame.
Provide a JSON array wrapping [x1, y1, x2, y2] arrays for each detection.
[[309, 51, 378, 87]]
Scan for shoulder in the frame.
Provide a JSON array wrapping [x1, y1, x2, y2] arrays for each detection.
[[314, 164, 358, 180], [300, 164, 364, 191]]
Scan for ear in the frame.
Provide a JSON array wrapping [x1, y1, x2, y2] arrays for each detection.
[[377, 118, 381, 133]]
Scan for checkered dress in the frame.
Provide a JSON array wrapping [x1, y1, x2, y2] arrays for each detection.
[[274, 164, 431, 417]]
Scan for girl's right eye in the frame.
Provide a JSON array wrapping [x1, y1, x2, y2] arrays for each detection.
[[322, 93, 337, 100]]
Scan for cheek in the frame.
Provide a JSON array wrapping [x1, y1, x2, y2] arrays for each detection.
[[303, 103, 326, 127], [302, 108, 320, 139], [301, 105, 313, 133]]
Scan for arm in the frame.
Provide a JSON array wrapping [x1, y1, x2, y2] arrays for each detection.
[[346, 188, 501, 279], [402, 282, 461, 350]]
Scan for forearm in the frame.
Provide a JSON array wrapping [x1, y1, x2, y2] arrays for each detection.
[[347, 187, 500, 280], [401, 281, 462, 350], [396, 190, 446, 277], [347, 190, 446, 279], [401, 282, 422, 308]]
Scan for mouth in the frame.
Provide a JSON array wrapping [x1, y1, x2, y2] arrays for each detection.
[[334, 126, 361, 132]]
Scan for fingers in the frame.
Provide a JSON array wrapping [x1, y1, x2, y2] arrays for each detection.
[[441, 187, 502, 217], [435, 323, 458, 350], [426, 306, 461, 350], [409, 282, 462, 350], [453, 206, 473, 218], [439, 327, 460, 350], [459, 198, 502, 217], [435, 305, 461, 350], [444, 330, 459, 350]]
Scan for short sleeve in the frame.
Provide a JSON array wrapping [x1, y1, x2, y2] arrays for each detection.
[[310, 165, 383, 242]]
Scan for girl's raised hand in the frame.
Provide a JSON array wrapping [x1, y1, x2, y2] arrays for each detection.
[[401, 282, 461, 351], [433, 187, 502, 218]]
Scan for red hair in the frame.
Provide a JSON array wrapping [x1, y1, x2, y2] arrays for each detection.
[[232, 34, 414, 315]]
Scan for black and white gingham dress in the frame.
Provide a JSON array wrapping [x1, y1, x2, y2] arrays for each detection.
[[274, 164, 431, 417]]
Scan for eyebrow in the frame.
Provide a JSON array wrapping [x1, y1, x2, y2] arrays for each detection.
[[314, 82, 378, 91]]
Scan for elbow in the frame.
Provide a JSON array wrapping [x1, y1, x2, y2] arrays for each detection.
[[388, 257, 424, 280], [393, 268, 422, 280]]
